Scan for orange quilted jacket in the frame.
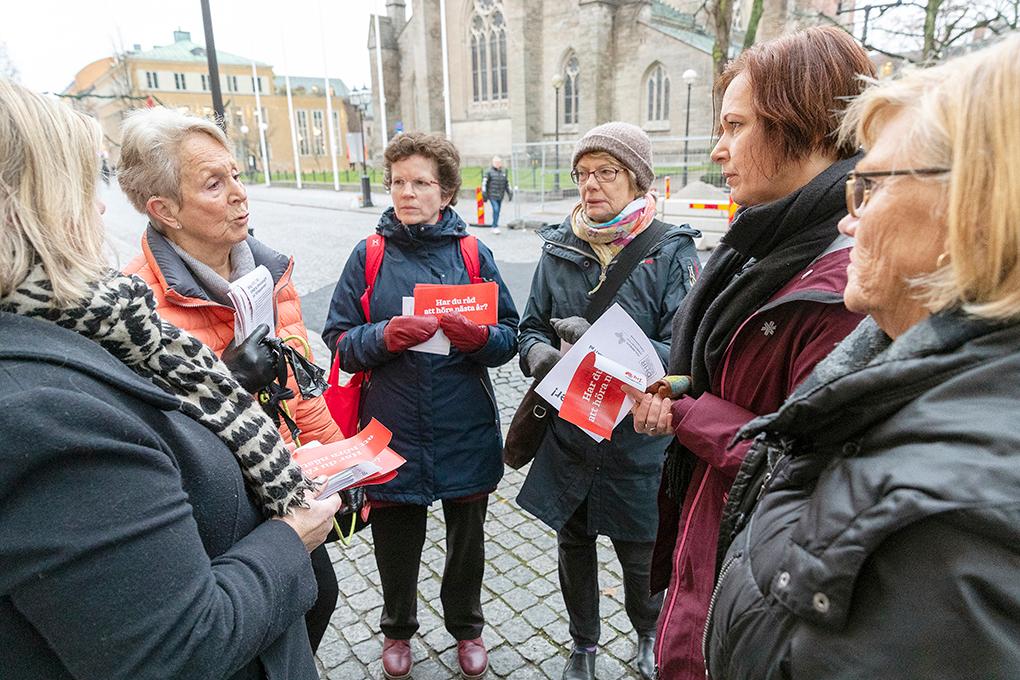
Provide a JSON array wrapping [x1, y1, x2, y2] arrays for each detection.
[[124, 227, 343, 447]]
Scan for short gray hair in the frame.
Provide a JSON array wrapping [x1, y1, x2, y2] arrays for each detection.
[[118, 107, 229, 214]]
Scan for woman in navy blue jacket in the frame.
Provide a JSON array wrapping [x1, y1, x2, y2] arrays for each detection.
[[322, 132, 518, 680]]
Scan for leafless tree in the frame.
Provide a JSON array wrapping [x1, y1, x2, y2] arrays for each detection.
[[0, 41, 19, 81]]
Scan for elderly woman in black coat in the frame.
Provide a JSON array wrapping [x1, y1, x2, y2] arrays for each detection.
[[0, 78, 340, 680], [694, 35, 1020, 679]]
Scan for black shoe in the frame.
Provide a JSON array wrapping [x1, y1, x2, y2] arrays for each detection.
[[561, 647, 596, 680], [636, 634, 655, 679]]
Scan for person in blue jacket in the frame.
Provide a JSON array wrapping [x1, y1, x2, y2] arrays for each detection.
[[322, 132, 519, 680]]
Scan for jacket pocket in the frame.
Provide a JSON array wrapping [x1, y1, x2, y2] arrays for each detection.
[[479, 377, 499, 426]]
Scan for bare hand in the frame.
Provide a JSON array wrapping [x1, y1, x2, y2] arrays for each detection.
[[621, 384, 673, 437], [276, 484, 345, 552]]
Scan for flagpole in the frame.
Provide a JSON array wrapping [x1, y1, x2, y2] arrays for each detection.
[[373, 7, 389, 148], [319, 0, 340, 191], [251, 61, 271, 186], [439, 0, 452, 139]]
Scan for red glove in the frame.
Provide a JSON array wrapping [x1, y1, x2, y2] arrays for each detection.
[[384, 315, 440, 353], [439, 312, 490, 353]]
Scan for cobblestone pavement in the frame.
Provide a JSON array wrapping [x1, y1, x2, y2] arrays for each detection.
[[315, 360, 650, 680]]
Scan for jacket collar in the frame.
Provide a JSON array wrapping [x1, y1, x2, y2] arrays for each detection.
[[539, 215, 699, 263], [375, 206, 468, 246], [143, 224, 291, 303]]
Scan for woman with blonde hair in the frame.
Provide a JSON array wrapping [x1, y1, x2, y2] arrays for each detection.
[[0, 78, 340, 679], [691, 34, 1020, 678]]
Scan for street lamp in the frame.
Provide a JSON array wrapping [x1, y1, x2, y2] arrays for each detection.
[[681, 69, 697, 187], [349, 86, 374, 208], [552, 73, 564, 193]]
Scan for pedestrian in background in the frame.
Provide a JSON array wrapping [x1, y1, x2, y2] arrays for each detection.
[[323, 132, 519, 680], [702, 33, 1020, 679], [626, 26, 873, 680], [118, 106, 344, 654], [516, 122, 701, 680], [0, 77, 339, 680], [482, 155, 512, 234]]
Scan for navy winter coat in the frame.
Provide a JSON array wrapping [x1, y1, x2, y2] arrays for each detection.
[[516, 218, 701, 541], [322, 207, 519, 505]]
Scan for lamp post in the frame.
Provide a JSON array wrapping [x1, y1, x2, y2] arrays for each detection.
[[552, 73, 564, 193], [350, 86, 374, 208], [681, 69, 697, 187]]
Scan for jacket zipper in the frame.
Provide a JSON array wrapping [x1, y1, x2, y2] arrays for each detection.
[[702, 550, 743, 679], [655, 468, 711, 664]]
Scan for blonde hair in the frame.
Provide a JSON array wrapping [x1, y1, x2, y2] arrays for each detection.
[[0, 78, 107, 306], [841, 35, 1020, 321], [118, 107, 229, 216]]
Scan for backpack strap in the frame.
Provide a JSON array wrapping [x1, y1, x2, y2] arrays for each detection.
[[361, 234, 386, 322], [458, 235, 484, 284]]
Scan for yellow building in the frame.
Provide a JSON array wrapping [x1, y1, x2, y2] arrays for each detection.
[[64, 30, 358, 177]]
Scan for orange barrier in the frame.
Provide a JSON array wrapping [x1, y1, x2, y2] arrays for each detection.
[[665, 176, 671, 200], [728, 197, 739, 224], [476, 186, 485, 226]]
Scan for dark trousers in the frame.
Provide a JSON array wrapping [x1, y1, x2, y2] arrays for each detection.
[[370, 496, 488, 640], [557, 499, 663, 648], [489, 199, 502, 226], [305, 544, 339, 652]]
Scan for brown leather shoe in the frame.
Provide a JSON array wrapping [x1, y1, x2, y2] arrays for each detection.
[[457, 637, 489, 678], [381, 638, 412, 680]]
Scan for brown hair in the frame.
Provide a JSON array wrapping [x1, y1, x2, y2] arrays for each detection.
[[716, 26, 875, 171], [383, 132, 462, 206]]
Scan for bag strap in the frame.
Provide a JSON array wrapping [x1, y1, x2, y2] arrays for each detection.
[[361, 234, 386, 323], [458, 235, 484, 283], [582, 220, 668, 323]]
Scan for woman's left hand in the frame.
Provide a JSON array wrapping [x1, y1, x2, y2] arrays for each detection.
[[621, 384, 674, 437], [440, 312, 489, 352]]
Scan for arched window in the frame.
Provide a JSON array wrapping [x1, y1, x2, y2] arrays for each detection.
[[645, 64, 670, 122], [470, 0, 508, 103], [562, 54, 580, 126]]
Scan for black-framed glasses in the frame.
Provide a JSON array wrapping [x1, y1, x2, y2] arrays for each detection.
[[570, 166, 623, 185], [845, 168, 950, 217]]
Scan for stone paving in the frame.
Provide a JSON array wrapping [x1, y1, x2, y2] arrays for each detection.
[[314, 360, 649, 680]]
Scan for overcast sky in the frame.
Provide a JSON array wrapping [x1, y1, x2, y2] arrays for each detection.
[[1, 0, 380, 93]]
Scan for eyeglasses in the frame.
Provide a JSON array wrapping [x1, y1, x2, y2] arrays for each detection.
[[388, 178, 441, 194], [570, 166, 624, 185], [845, 168, 950, 217]]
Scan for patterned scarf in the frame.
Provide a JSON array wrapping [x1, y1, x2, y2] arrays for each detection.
[[1, 263, 314, 517], [571, 192, 659, 269]]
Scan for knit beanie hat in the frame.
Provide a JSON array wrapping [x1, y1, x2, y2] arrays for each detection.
[[572, 122, 655, 191]]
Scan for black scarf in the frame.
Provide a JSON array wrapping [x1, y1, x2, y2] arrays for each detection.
[[662, 154, 859, 500]]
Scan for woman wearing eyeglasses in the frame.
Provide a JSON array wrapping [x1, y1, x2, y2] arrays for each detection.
[[322, 132, 518, 680], [622, 27, 873, 680], [516, 122, 701, 680]]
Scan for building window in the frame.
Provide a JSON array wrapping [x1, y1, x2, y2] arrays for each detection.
[[296, 110, 310, 155], [226, 75, 239, 93], [201, 74, 209, 91], [562, 54, 579, 126], [645, 64, 670, 122], [251, 76, 263, 93], [469, 0, 508, 103], [173, 72, 186, 90], [331, 110, 341, 155], [145, 71, 159, 89], [312, 110, 326, 155]]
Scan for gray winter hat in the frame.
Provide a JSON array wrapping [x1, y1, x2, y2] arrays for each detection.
[[572, 121, 655, 191]]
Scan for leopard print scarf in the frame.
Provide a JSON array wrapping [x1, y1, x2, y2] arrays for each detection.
[[1, 263, 314, 517]]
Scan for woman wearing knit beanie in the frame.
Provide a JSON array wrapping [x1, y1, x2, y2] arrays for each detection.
[[515, 121, 702, 680]]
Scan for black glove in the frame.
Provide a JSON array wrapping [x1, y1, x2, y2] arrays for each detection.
[[221, 324, 280, 392], [550, 316, 591, 345], [524, 342, 560, 381]]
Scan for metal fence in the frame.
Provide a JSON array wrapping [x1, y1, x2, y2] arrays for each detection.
[[509, 135, 723, 205]]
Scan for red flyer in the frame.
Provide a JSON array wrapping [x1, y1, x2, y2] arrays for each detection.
[[413, 282, 498, 324], [291, 419, 406, 498], [558, 352, 630, 440]]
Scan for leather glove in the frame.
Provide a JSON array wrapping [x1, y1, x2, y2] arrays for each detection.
[[439, 312, 489, 353], [524, 342, 560, 381], [550, 316, 591, 346], [383, 315, 440, 353], [221, 324, 279, 392]]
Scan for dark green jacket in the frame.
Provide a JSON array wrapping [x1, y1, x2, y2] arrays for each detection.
[[516, 217, 701, 541]]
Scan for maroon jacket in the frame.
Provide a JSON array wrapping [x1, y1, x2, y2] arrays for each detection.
[[652, 241, 864, 679]]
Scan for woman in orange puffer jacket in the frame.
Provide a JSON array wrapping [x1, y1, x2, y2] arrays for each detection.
[[117, 106, 341, 655]]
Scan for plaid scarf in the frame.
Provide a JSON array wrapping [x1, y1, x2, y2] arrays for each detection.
[[571, 192, 659, 269]]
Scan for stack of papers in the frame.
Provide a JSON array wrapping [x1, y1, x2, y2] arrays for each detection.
[[400, 281, 499, 355], [227, 265, 276, 340], [291, 419, 406, 498]]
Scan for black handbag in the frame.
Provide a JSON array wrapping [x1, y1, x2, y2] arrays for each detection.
[[503, 221, 669, 469]]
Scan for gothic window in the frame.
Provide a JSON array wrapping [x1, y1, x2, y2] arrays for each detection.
[[469, 0, 508, 103], [645, 64, 670, 122], [562, 55, 579, 126]]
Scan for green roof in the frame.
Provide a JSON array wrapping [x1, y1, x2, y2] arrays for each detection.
[[648, 0, 740, 56], [273, 76, 350, 98], [129, 32, 269, 67]]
